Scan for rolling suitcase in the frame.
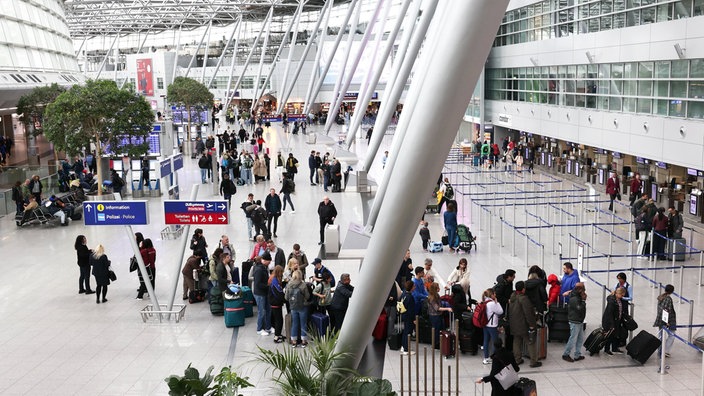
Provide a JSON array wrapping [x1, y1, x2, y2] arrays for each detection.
[[667, 238, 686, 261], [311, 311, 330, 338], [209, 285, 224, 316], [417, 316, 433, 344], [428, 241, 443, 253], [458, 328, 476, 354], [224, 296, 245, 327], [584, 327, 612, 355], [547, 300, 570, 342], [241, 286, 254, 318], [626, 330, 661, 364], [440, 330, 456, 358], [188, 289, 206, 304], [372, 310, 388, 341], [514, 377, 537, 396], [461, 311, 474, 331], [241, 260, 253, 287], [535, 326, 548, 359]]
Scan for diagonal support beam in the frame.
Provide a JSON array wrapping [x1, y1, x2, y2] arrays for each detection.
[[275, 0, 306, 114]]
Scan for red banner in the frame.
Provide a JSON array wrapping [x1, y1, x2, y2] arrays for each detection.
[[137, 58, 154, 96]]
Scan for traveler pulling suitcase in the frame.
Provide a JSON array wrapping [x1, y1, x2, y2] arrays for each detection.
[[626, 330, 661, 364], [667, 238, 686, 261], [584, 327, 612, 355]]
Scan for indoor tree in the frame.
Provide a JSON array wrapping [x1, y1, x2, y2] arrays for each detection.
[[43, 79, 154, 194], [16, 83, 66, 165], [166, 76, 214, 155]]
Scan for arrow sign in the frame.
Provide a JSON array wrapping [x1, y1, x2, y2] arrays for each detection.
[[164, 200, 229, 225], [84, 201, 149, 226]]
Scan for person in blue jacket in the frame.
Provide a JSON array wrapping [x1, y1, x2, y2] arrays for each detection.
[[411, 266, 428, 316], [560, 262, 580, 302], [400, 280, 416, 355], [443, 202, 459, 251]]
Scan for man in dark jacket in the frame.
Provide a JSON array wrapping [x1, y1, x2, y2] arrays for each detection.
[[264, 188, 282, 237], [493, 269, 516, 311], [329, 273, 354, 333], [198, 153, 209, 184], [246, 200, 269, 240], [252, 252, 272, 335], [219, 174, 237, 207], [563, 283, 587, 362], [317, 196, 337, 245], [524, 272, 548, 315], [266, 240, 286, 270], [308, 150, 317, 185], [508, 281, 542, 368]]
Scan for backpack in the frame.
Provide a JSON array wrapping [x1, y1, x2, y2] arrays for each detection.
[[11, 186, 21, 202], [445, 185, 454, 200], [289, 284, 304, 310], [472, 300, 493, 328]]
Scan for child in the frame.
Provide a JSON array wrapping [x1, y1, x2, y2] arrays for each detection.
[[419, 221, 430, 251], [547, 273, 561, 306]]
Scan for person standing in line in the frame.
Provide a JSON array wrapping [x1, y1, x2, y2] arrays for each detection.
[[481, 288, 504, 365], [329, 273, 354, 334], [443, 202, 459, 252], [253, 252, 273, 336], [137, 238, 156, 300], [317, 196, 337, 246], [667, 206, 684, 239], [602, 287, 627, 355], [396, 249, 413, 286], [315, 152, 323, 184], [190, 228, 208, 265], [508, 281, 542, 368], [629, 172, 643, 206], [308, 150, 317, 185], [562, 282, 587, 362], [241, 193, 255, 240], [269, 265, 286, 344], [606, 171, 620, 212], [399, 281, 416, 356], [198, 153, 209, 184], [90, 244, 111, 304], [654, 284, 677, 358], [181, 252, 202, 300], [560, 262, 580, 302], [652, 207, 669, 260], [285, 269, 311, 347], [74, 235, 95, 295], [614, 272, 633, 303], [264, 188, 282, 238], [287, 244, 309, 278]]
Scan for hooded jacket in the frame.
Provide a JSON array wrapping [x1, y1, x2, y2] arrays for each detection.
[[567, 289, 586, 323], [508, 292, 536, 336], [524, 276, 548, 313], [547, 274, 561, 306]]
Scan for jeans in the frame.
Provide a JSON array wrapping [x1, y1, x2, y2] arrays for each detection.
[[282, 193, 295, 211], [291, 308, 308, 340], [402, 317, 414, 351], [246, 217, 254, 239], [254, 293, 271, 332], [242, 168, 252, 185], [564, 322, 585, 358], [200, 169, 207, 183], [661, 328, 675, 354], [483, 326, 500, 358], [445, 225, 457, 248]]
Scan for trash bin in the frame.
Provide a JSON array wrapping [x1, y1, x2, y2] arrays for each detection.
[[307, 133, 317, 144]]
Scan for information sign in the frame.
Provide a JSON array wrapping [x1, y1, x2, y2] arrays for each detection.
[[83, 201, 149, 225]]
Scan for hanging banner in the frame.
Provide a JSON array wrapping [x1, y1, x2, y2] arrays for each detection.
[[137, 58, 154, 97]]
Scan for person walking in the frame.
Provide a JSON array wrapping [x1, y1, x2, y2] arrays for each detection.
[[475, 338, 521, 396], [602, 287, 627, 355], [90, 244, 111, 304], [317, 196, 337, 246], [219, 173, 237, 207], [280, 173, 296, 213], [74, 235, 95, 295], [137, 238, 156, 300], [606, 171, 620, 212], [562, 283, 587, 362]]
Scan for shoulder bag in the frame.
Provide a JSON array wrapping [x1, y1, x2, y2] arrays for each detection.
[[494, 359, 519, 390]]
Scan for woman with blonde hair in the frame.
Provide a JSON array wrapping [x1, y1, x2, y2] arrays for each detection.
[[427, 282, 452, 346], [90, 244, 111, 304], [283, 257, 299, 283], [285, 269, 311, 347]]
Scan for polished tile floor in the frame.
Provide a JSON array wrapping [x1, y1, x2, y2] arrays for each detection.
[[1, 122, 703, 395]]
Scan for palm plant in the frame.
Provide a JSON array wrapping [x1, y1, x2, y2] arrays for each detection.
[[255, 332, 395, 396]]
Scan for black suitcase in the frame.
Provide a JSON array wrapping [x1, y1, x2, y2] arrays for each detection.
[[189, 289, 206, 304], [547, 303, 570, 342], [583, 327, 612, 355], [514, 377, 537, 396], [388, 313, 403, 351], [241, 260, 253, 287], [71, 211, 83, 221], [461, 311, 474, 331], [458, 328, 477, 354], [209, 286, 224, 316], [626, 330, 661, 364], [417, 316, 433, 344]]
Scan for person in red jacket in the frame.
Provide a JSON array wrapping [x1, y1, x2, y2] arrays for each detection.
[[606, 171, 620, 211], [547, 273, 561, 307], [652, 207, 669, 260], [629, 173, 642, 206]]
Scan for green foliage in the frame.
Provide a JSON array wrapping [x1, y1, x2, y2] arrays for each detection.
[[254, 332, 396, 396], [43, 79, 154, 188], [16, 83, 66, 136], [167, 77, 214, 110], [165, 364, 215, 396], [165, 364, 252, 396]]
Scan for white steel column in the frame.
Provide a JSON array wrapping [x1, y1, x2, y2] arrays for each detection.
[[361, 0, 427, 173], [252, 11, 298, 110], [95, 33, 119, 80], [277, 0, 334, 115], [323, 0, 385, 135], [365, 0, 442, 227], [302, 0, 333, 114], [113, 34, 120, 84], [201, 20, 214, 84], [303, 0, 359, 115], [344, 0, 412, 148], [171, 25, 183, 84], [226, 7, 274, 107], [251, 9, 274, 112], [224, 22, 243, 106], [184, 21, 211, 78], [333, 0, 510, 371], [208, 18, 241, 88], [276, 0, 305, 114]]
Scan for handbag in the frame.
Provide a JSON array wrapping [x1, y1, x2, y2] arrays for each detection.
[[622, 314, 638, 331], [108, 267, 117, 281], [494, 362, 519, 390], [397, 300, 407, 314], [129, 256, 138, 272]]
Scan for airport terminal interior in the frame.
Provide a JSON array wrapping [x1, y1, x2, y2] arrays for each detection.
[[2, 0, 704, 395]]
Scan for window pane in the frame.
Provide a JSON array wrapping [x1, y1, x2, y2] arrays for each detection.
[[654, 81, 669, 97], [609, 96, 623, 111], [638, 81, 653, 96], [655, 61, 670, 78], [623, 97, 636, 112], [691, 60, 704, 77], [689, 81, 704, 98], [611, 63, 623, 79], [637, 98, 652, 113], [676, 0, 693, 18], [654, 99, 668, 115], [669, 100, 686, 117], [638, 62, 654, 78], [624, 62, 638, 78], [624, 80, 637, 95], [688, 101, 704, 118], [672, 60, 688, 77], [671, 81, 687, 97]]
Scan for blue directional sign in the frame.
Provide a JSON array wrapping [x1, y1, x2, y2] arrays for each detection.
[[173, 154, 184, 171], [160, 158, 172, 178], [84, 201, 149, 226], [164, 200, 229, 225]]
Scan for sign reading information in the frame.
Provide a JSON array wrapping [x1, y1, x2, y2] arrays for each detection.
[[83, 201, 149, 226]]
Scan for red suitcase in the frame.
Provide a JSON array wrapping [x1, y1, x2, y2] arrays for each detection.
[[440, 330, 456, 358], [372, 310, 388, 341]]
